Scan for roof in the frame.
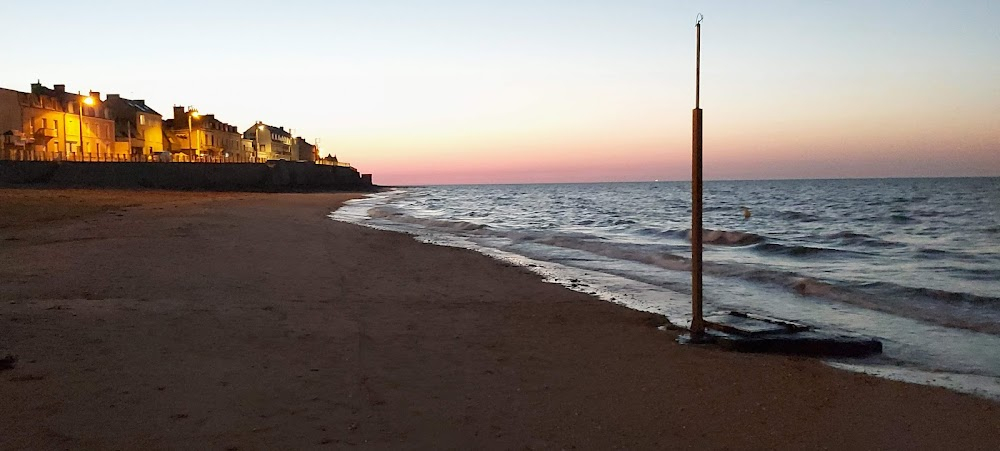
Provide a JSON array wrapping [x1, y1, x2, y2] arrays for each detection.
[[120, 97, 159, 115], [243, 123, 291, 139]]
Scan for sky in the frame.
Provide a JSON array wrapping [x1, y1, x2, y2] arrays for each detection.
[[3, 0, 998, 185]]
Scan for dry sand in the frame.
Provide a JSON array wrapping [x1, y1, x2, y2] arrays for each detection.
[[0, 188, 997, 450]]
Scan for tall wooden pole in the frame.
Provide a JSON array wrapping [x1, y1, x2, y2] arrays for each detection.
[[691, 14, 705, 337]]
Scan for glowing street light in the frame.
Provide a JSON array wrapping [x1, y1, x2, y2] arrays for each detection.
[[76, 94, 95, 158], [254, 122, 265, 160], [187, 107, 200, 155]]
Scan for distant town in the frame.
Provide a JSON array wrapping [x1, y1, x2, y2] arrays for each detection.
[[0, 82, 348, 167]]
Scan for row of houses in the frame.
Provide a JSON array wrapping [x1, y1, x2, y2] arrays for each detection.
[[0, 82, 336, 163]]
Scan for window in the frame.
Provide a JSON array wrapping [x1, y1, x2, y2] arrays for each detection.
[[139, 114, 145, 125], [54, 120, 58, 136], [42, 118, 48, 129]]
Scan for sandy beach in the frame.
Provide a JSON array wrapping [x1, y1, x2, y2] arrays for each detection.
[[0, 188, 997, 450]]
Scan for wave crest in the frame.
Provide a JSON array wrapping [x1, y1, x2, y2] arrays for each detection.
[[694, 229, 764, 246]]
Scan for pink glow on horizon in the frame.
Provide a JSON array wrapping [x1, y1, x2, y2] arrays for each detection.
[[7, 2, 996, 186]]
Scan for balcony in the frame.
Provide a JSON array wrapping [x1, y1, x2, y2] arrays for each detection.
[[34, 128, 58, 139]]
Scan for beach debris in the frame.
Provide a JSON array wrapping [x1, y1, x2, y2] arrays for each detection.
[[0, 350, 17, 370], [9, 374, 44, 382], [680, 311, 883, 357]]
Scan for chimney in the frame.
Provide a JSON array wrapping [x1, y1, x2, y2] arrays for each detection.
[[173, 106, 185, 120], [89, 91, 100, 101], [54, 84, 66, 93], [135, 100, 145, 106], [107, 94, 121, 101]]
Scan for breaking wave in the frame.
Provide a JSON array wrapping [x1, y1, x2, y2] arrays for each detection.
[[368, 207, 487, 232], [698, 229, 764, 246]]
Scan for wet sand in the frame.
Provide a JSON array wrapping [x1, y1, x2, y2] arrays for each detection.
[[0, 188, 997, 449]]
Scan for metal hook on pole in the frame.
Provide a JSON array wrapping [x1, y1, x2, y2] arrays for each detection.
[[696, 13, 704, 26]]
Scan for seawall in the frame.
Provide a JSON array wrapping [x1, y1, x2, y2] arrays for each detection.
[[0, 161, 374, 191]]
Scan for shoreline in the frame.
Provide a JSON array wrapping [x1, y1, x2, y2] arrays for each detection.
[[342, 184, 1000, 402], [1, 188, 997, 449]]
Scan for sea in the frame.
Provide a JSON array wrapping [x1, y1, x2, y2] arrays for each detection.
[[332, 178, 1000, 400]]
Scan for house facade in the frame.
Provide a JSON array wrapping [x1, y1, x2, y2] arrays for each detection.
[[105, 94, 163, 156], [293, 137, 316, 161], [0, 83, 116, 160], [164, 106, 243, 157], [243, 123, 292, 161]]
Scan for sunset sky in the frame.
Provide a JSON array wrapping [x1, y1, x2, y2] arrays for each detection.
[[3, 1, 998, 185]]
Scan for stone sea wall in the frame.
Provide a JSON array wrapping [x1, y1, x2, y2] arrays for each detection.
[[0, 160, 373, 191]]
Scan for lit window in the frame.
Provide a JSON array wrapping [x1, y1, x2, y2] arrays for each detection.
[[139, 114, 145, 125]]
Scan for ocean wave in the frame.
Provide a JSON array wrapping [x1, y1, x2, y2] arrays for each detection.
[[955, 267, 1000, 281], [753, 242, 846, 257], [836, 282, 1000, 335], [697, 260, 1000, 334], [697, 229, 764, 246], [825, 231, 902, 248], [890, 213, 916, 224], [368, 207, 487, 232], [782, 278, 1000, 334], [914, 247, 954, 259], [869, 282, 1000, 306], [912, 209, 945, 218], [775, 210, 821, 222], [636, 228, 689, 240], [716, 267, 1000, 335], [531, 236, 692, 273]]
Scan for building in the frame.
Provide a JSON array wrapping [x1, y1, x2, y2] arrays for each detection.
[[0, 83, 116, 160], [0, 90, 28, 158], [293, 136, 317, 162], [243, 123, 292, 161], [241, 137, 255, 159], [105, 94, 163, 157], [164, 106, 243, 158]]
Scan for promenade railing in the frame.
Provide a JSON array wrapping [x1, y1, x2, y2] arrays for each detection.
[[0, 150, 354, 169], [316, 159, 352, 167], [2, 151, 266, 164]]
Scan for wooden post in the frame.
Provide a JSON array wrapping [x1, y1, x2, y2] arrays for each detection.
[[691, 14, 705, 337]]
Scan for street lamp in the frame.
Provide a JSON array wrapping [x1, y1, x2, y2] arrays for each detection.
[[254, 122, 265, 160], [76, 94, 95, 159], [187, 107, 200, 156]]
